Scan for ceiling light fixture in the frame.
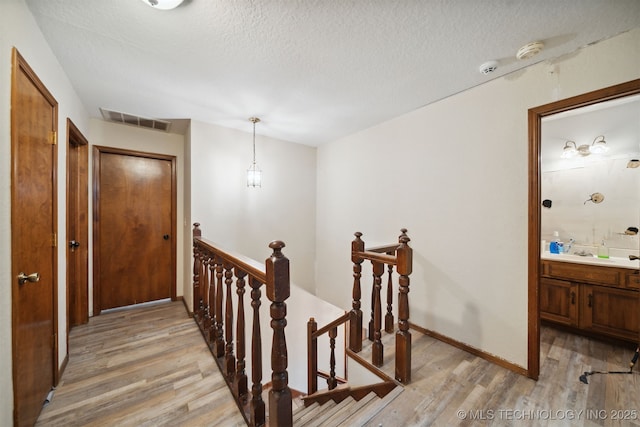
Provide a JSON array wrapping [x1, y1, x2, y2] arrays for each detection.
[[139, 0, 184, 10], [516, 41, 544, 60], [247, 117, 262, 188], [627, 159, 640, 169]]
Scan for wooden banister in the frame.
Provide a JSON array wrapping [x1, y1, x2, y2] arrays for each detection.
[[348, 229, 413, 384], [307, 313, 349, 395], [192, 224, 292, 427]]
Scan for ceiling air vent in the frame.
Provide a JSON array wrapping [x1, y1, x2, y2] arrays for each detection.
[[100, 108, 172, 132]]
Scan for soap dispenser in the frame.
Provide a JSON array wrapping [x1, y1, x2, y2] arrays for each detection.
[[550, 231, 561, 254], [597, 239, 609, 259]]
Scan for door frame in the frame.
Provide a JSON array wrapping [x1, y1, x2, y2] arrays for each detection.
[[92, 145, 177, 315], [66, 118, 89, 329], [527, 78, 640, 380], [11, 47, 59, 423]]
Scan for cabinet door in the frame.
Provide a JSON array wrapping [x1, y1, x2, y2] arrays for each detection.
[[582, 285, 640, 341], [540, 278, 578, 326]]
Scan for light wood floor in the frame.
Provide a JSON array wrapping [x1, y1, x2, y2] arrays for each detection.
[[36, 301, 639, 426], [36, 301, 246, 427], [360, 325, 640, 426]]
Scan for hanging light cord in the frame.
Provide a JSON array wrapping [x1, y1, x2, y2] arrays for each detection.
[[250, 117, 260, 166]]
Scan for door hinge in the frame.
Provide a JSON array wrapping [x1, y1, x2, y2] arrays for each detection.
[[50, 131, 57, 145], [52, 232, 57, 247]]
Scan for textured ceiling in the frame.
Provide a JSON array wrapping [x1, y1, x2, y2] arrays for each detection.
[[25, 0, 640, 145]]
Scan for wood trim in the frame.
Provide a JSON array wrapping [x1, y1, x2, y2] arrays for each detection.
[[92, 145, 178, 314], [527, 78, 640, 380], [409, 322, 528, 377], [345, 348, 397, 383]]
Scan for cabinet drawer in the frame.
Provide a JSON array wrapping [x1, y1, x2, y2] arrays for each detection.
[[625, 271, 640, 289], [546, 262, 620, 286]]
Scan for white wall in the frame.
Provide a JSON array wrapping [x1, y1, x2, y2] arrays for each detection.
[[88, 119, 186, 311], [0, 0, 90, 424], [315, 29, 640, 369], [189, 120, 317, 296]]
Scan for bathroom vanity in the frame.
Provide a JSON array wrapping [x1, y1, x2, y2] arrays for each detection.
[[540, 254, 640, 343]]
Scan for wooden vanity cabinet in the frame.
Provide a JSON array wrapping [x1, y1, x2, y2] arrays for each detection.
[[540, 260, 639, 343]]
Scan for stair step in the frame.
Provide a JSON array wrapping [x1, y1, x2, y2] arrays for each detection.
[[292, 402, 319, 424], [340, 386, 404, 426], [293, 400, 336, 426], [298, 396, 356, 427], [313, 391, 379, 427]]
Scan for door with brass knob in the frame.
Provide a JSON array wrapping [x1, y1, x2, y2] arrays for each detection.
[[11, 48, 58, 427]]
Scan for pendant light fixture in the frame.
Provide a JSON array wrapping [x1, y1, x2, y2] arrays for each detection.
[[247, 117, 262, 188]]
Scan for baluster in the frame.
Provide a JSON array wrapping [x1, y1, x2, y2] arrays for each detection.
[[307, 318, 318, 395], [207, 259, 216, 343], [266, 241, 292, 427], [235, 269, 248, 400], [395, 229, 413, 383], [202, 256, 211, 338], [224, 262, 235, 378], [350, 232, 364, 352], [368, 277, 375, 342], [192, 224, 201, 320], [198, 252, 206, 322], [327, 326, 338, 390], [385, 262, 394, 333], [250, 277, 265, 427], [214, 257, 225, 358], [371, 261, 384, 367]]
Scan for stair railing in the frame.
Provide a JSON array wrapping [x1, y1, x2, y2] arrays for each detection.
[[307, 313, 349, 395], [349, 229, 413, 383], [193, 223, 292, 427]]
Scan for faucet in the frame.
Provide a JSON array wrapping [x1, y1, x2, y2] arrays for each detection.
[[565, 238, 575, 254]]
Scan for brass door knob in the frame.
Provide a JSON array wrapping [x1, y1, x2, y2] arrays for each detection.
[[17, 272, 40, 285]]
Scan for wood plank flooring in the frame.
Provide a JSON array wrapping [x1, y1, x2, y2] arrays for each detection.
[[36, 301, 245, 427], [358, 326, 640, 427], [37, 301, 639, 426]]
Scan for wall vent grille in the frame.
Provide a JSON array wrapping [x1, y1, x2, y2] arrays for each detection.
[[100, 108, 172, 132]]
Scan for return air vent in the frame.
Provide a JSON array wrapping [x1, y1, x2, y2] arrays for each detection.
[[100, 108, 172, 132]]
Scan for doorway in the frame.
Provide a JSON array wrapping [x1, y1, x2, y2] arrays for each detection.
[[66, 119, 89, 327], [528, 79, 640, 379], [10, 48, 59, 427], [93, 146, 177, 314]]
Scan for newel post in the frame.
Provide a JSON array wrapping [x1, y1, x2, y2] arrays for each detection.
[[265, 240, 292, 427], [192, 223, 202, 318], [395, 228, 412, 383], [349, 232, 364, 352]]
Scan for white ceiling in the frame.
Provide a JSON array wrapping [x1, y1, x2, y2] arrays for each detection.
[[25, 0, 640, 145]]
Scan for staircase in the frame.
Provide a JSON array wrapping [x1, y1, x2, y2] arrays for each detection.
[[292, 387, 403, 427]]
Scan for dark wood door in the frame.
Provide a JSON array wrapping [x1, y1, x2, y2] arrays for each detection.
[[66, 119, 89, 327], [94, 147, 176, 313], [11, 48, 58, 427]]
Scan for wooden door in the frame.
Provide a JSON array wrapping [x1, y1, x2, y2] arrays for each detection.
[[93, 147, 176, 313], [66, 119, 89, 327], [11, 48, 58, 427]]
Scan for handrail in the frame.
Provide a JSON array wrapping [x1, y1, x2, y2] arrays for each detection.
[[311, 312, 350, 338], [307, 313, 350, 395], [192, 223, 292, 427], [349, 228, 413, 383], [196, 236, 266, 282]]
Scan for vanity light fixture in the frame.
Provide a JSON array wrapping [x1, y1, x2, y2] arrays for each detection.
[[589, 135, 609, 154], [560, 135, 609, 158], [139, 0, 184, 10], [561, 140, 577, 158], [247, 117, 262, 188]]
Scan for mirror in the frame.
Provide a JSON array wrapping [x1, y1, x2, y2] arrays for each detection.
[[540, 94, 640, 258]]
